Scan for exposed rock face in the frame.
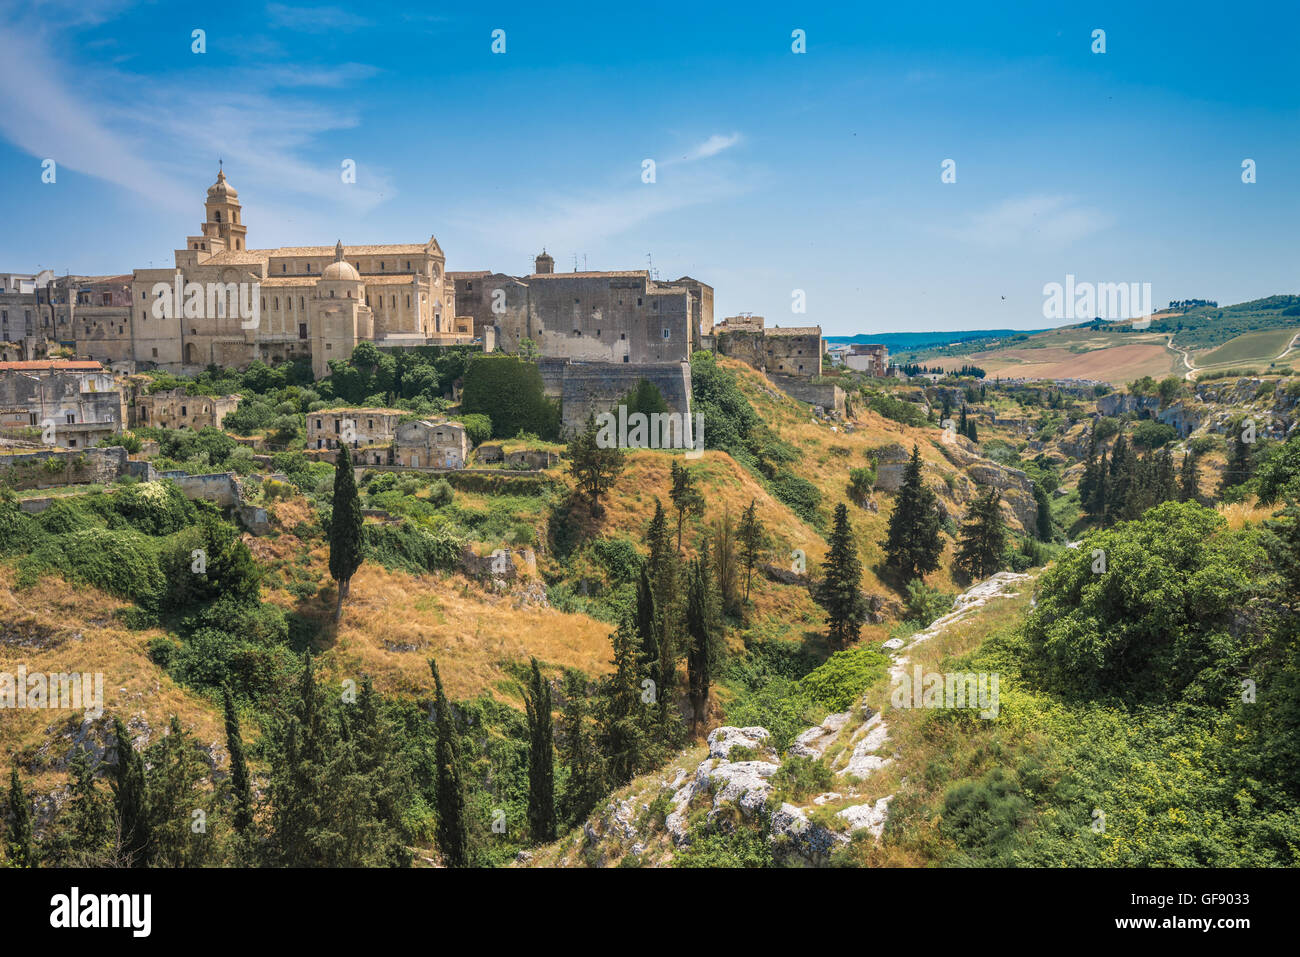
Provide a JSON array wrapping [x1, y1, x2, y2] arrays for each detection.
[[788, 711, 851, 760], [707, 726, 776, 761]]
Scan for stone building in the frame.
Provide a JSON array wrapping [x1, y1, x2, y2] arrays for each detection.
[[133, 388, 240, 431], [713, 315, 823, 379], [394, 419, 469, 469], [0, 359, 124, 448], [449, 252, 713, 363], [306, 407, 403, 453], [845, 344, 889, 376], [61, 170, 470, 379]]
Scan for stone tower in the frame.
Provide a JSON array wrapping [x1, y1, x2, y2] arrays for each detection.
[[534, 249, 554, 274], [201, 168, 248, 252]]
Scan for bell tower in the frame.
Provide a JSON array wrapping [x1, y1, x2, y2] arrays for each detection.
[[201, 166, 248, 252]]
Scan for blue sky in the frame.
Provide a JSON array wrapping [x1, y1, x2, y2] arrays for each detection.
[[0, 0, 1296, 335]]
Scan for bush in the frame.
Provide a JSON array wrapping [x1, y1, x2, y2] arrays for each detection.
[[847, 466, 875, 505], [365, 520, 464, 575], [769, 471, 821, 525], [904, 579, 952, 627], [1130, 420, 1178, 449], [798, 643, 890, 712], [456, 413, 492, 446], [427, 479, 454, 508], [20, 527, 166, 611]]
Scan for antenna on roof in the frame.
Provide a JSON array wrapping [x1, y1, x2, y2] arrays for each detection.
[[646, 253, 658, 281]]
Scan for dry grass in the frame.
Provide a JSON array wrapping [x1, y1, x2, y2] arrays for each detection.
[[0, 565, 225, 793]]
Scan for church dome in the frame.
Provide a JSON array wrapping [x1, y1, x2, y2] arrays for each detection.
[[207, 169, 238, 200], [322, 259, 360, 281]]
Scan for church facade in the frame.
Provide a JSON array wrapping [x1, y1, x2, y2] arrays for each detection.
[[103, 170, 467, 378]]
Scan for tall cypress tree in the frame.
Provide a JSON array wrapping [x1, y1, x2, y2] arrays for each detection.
[[737, 498, 767, 604], [881, 445, 944, 582], [329, 443, 365, 622], [5, 766, 34, 867], [601, 617, 649, 785], [669, 460, 704, 551], [686, 542, 719, 733], [270, 653, 328, 866], [634, 566, 660, 697], [818, 503, 868, 646], [525, 658, 556, 843], [429, 658, 469, 867], [223, 687, 253, 837], [954, 488, 1007, 581], [1179, 449, 1200, 503], [1033, 481, 1053, 541], [557, 670, 605, 827], [645, 499, 681, 733], [111, 717, 151, 867], [59, 747, 109, 866]]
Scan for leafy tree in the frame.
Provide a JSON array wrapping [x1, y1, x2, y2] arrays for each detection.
[[566, 413, 625, 516], [881, 445, 943, 582], [460, 354, 559, 439], [817, 503, 868, 646], [429, 658, 470, 867], [954, 488, 1006, 581], [668, 460, 704, 550], [525, 658, 557, 843], [328, 443, 365, 621], [1023, 501, 1264, 702], [847, 466, 876, 506]]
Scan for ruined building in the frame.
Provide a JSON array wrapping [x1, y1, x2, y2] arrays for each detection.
[[712, 315, 824, 379], [0, 359, 124, 448]]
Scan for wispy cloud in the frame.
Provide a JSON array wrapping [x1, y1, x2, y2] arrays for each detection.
[[671, 132, 743, 164], [0, 13, 390, 217], [929, 194, 1113, 248], [265, 3, 372, 33]]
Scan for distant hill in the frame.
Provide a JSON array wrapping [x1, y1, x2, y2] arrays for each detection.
[[825, 329, 1046, 351]]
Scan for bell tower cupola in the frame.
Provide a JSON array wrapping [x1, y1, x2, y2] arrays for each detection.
[[201, 166, 248, 252]]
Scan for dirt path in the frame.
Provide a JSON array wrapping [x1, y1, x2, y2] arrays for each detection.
[[1167, 334, 1196, 380]]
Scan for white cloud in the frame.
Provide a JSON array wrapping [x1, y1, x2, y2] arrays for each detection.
[[676, 132, 743, 163], [930, 194, 1113, 248]]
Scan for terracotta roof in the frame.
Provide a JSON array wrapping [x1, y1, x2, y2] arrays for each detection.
[[765, 327, 822, 337], [0, 360, 104, 371], [446, 270, 491, 279]]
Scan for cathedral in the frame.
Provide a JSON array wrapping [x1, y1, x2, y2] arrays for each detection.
[[114, 169, 468, 378]]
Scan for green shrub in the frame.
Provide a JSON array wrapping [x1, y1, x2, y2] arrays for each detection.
[[769, 471, 821, 525], [456, 413, 492, 446], [798, 643, 891, 712]]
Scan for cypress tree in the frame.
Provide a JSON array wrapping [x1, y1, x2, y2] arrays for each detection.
[[685, 542, 719, 733], [223, 687, 253, 837], [5, 766, 34, 867], [1179, 449, 1200, 503], [669, 459, 704, 551], [525, 658, 557, 844], [61, 747, 109, 866], [958, 404, 968, 438], [112, 717, 151, 867], [269, 653, 328, 866], [954, 488, 1007, 581], [818, 503, 868, 646], [602, 616, 649, 785], [1033, 481, 1053, 541], [557, 670, 605, 827], [966, 417, 978, 443], [567, 412, 625, 516], [881, 445, 944, 582], [329, 442, 365, 622], [429, 658, 470, 867], [1221, 425, 1254, 496], [634, 566, 659, 691], [737, 498, 767, 604]]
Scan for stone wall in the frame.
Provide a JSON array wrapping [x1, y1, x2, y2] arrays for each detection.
[[771, 376, 845, 415], [0, 446, 127, 490], [558, 360, 692, 436]]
